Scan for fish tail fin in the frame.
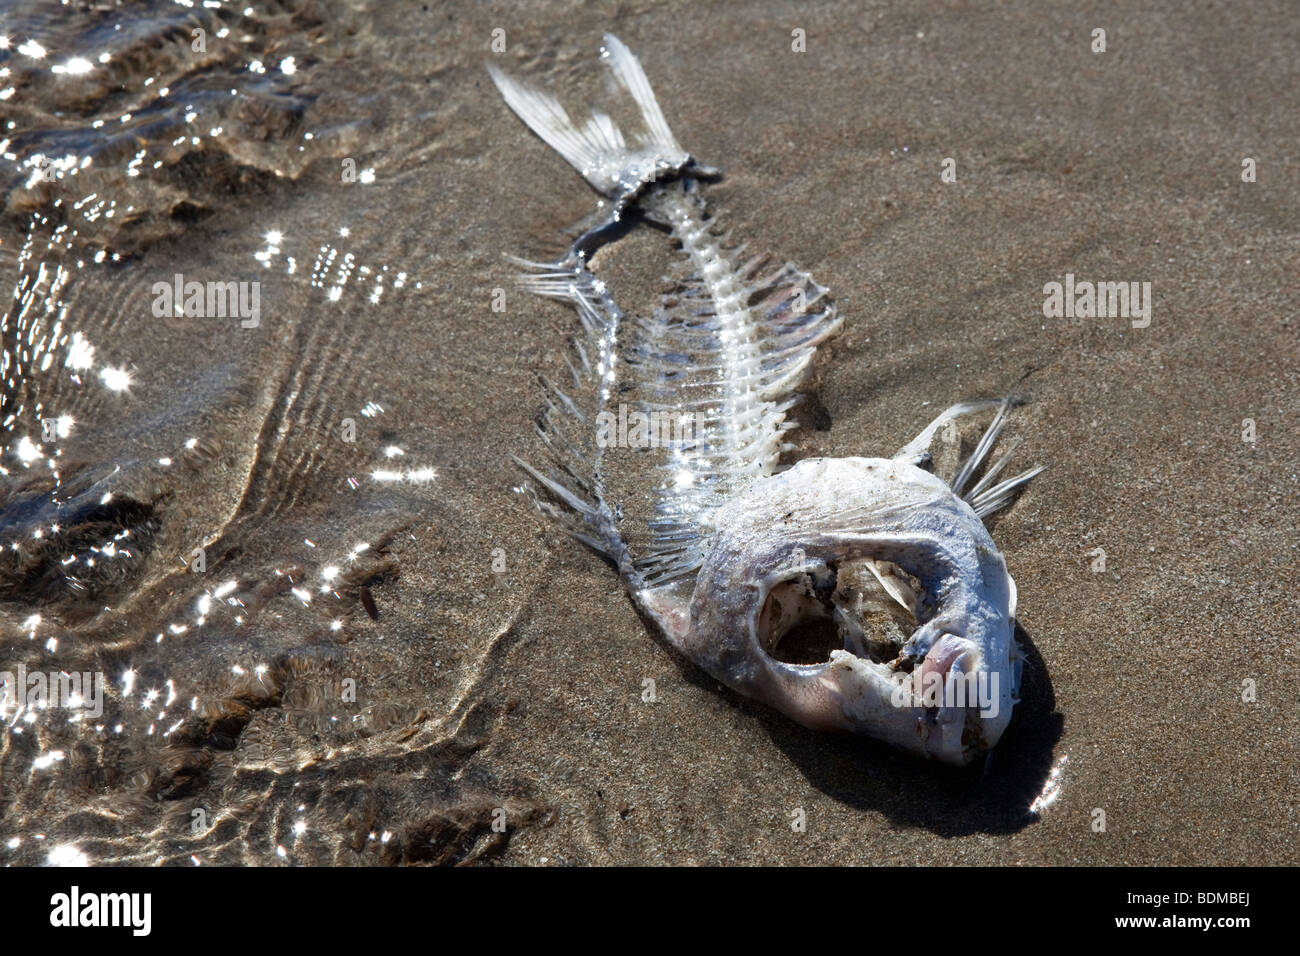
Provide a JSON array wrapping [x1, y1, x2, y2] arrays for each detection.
[[488, 34, 694, 202], [598, 33, 680, 156]]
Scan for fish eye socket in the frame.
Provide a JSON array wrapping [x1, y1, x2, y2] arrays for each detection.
[[757, 557, 920, 668], [758, 584, 839, 665]]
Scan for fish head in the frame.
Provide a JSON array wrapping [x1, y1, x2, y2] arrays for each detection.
[[662, 457, 1021, 765]]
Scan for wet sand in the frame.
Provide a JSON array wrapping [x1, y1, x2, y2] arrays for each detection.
[[0, 0, 1296, 864]]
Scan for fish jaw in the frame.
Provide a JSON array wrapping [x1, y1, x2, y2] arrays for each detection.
[[664, 456, 1020, 765], [740, 622, 1014, 766]]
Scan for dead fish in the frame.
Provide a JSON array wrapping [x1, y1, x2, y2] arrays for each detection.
[[491, 35, 1043, 765]]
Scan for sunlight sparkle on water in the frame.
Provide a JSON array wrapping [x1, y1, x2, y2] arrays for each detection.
[[99, 366, 132, 391], [15, 436, 41, 464], [1029, 754, 1069, 814], [47, 844, 89, 866], [33, 751, 65, 770], [52, 57, 94, 75], [371, 466, 436, 483]]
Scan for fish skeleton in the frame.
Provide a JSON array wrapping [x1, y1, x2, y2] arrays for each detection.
[[490, 35, 1043, 765]]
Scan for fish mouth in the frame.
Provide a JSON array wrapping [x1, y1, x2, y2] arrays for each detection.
[[754, 556, 998, 762]]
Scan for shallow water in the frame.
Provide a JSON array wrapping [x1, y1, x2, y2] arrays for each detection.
[[2, 1, 1298, 865]]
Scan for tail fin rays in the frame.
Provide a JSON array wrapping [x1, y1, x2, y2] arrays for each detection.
[[600, 34, 679, 151], [489, 34, 690, 200]]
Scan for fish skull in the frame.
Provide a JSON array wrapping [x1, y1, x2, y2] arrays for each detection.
[[641, 456, 1022, 766]]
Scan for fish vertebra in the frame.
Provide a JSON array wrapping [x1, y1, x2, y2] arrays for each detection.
[[491, 35, 1043, 765]]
